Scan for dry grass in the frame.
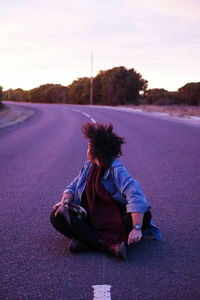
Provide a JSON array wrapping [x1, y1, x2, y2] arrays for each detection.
[[120, 105, 200, 117], [0, 104, 35, 128]]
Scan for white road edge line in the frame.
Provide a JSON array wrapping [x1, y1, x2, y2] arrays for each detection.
[[92, 285, 112, 300]]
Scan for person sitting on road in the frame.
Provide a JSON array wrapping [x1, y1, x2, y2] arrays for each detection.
[[50, 122, 161, 259]]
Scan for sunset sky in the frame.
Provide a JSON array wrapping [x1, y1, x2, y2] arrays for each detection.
[[0, 0, 199, 91]]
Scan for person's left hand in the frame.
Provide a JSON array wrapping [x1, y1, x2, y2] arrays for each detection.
[[128, 229, 142, 245]]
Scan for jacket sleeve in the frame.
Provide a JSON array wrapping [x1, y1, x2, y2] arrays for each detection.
[[63, 163, 86, 196], [112, 165, 150, 213]]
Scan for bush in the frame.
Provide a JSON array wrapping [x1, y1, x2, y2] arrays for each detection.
[[177, 82, 200, 105], [68, 66, 148, 106], [0, 85, 3, 110], [144, 89, 178, 105]]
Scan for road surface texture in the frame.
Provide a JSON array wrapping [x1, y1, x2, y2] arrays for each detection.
[[1, 103, 200, 300]]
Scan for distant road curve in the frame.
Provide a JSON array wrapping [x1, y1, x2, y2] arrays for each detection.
[[1, 101, 200, 129]]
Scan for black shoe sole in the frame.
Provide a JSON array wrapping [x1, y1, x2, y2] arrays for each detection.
[[119, 242, 127, 259]]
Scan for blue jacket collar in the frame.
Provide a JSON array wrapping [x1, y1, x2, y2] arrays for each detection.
[[103, 168, 110, 179]]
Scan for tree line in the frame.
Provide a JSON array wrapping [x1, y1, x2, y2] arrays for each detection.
[[145, 83, 200, 106], [1, 66, 200, 106], [0, 86, 3, 109]]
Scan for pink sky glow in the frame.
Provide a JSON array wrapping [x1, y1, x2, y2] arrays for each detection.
[[0, 0, 199, 92]]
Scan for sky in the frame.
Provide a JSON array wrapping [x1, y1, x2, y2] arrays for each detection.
[[0, 0, 199, 91]]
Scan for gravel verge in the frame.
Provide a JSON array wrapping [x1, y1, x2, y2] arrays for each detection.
[[118, 105, 200, 117], [0, 103, 35, 128]]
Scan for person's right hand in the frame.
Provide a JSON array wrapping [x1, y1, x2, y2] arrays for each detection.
[[53, 201, 63, 217], [53, 201, 61, 211]]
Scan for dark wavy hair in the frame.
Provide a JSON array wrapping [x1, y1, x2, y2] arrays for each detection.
[[81, 122, 125, 169]]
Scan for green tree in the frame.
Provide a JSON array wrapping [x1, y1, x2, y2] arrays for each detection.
[[93, 66, 148, 106], [67, 66, 147, 105], [178, 82, 200, 105], [68, 78, 90, 104], [3, 88, 30, 102], [145, 88, 176, 105], [29, 84, 68, 103], [0, 86, 3, 109]]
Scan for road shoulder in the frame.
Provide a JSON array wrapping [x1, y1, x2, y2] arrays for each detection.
[[0, 103, 35, 128], [98, 105, 200, 127]]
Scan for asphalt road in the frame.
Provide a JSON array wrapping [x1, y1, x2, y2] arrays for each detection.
[[0, 103, 200, 300]]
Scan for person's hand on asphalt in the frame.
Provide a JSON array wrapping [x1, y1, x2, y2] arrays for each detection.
[[128, 229, 142, 245]]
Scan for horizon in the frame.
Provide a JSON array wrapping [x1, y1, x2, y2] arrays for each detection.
[[2, 71, 199, 93], [0, 0, 199, 92]]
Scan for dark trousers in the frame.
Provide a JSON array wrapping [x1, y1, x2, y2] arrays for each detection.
[[50, 207, 152, 248]]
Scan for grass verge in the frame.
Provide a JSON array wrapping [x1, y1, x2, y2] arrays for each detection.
[[120, 105, 200, 117]]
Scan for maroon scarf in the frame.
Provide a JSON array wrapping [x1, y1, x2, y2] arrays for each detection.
[[85, 163, 126, 247]]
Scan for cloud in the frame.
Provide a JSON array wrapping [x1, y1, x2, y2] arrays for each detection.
[[128, 0, 200, 21], [0, 0, 199, 91]]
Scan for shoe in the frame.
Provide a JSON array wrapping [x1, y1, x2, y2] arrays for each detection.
[[109, 242, 126, 259], [69, 239, 89, 253]]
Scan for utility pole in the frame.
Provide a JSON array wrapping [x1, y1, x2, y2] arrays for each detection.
[[90, 50, 93, 105]]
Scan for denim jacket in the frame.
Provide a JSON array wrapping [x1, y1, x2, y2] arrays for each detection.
[[63, 158, 162, 240], [64, 158, 150, 214]]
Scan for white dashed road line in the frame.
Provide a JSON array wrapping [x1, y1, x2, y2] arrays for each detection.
[[82, 112, 96, 123], [71, 109, 81, 113], [82, 112, 91, 118], [90, 118, 96, 123], [92, 285, 112, 300], [64, 108, 97, 123]]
